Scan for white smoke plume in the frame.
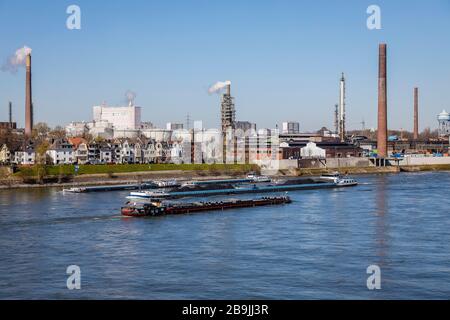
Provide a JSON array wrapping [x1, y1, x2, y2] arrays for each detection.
[[208, 80, 231, 94], [125, 90, 137, 106], [1, 46, 32, 74]]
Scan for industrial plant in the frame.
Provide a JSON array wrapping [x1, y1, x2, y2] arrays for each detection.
[[1, 43, 450, 171]]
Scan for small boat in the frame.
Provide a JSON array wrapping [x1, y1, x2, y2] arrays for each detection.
[[319, 172, 357, 186], [336, 178, 358, 187], [121, 196, 292, 217]]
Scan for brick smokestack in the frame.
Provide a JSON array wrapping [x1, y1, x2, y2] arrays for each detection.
[[377, 44, 387, 158], [9, 101, 12, 124], [25, 53, 33, 136], [414, 87, 419, 140]]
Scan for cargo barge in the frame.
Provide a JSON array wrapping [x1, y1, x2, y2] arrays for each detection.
[[63, 182, 156, 193], [127, 176, 357, 200], [62, 177, 267, 193], [121, 196, 292, 217]]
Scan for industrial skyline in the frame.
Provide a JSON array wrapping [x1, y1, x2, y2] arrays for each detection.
[[1, 0, 450, 131]]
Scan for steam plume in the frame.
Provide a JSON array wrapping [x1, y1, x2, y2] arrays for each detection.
[[125, 90, 137, 106], [1, 46, 32, 73], [208, 80, 231, 94]]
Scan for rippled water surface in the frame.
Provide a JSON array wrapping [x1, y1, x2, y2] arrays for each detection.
[[1, 172, 449, 299]]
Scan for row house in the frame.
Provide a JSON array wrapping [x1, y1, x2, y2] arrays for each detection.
[[0, 144, 11, 164], [46, 140, 74, 165], [14, 146, 36, 165], [54, 137, 177, 165]]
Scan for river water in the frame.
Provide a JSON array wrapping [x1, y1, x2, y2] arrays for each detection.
[[0, 172, 449, 299]]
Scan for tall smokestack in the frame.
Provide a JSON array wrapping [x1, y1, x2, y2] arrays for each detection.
[[8, 101, 12, 125], [414, 87, 419, 140], [226, 83, 231, 96], [339, 73, 346, 142], [25, 53, 33, 136], [377, 44, 388, 157]]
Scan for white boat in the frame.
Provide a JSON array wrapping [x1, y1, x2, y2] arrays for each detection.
[[336, 177, 358, 186], [320, 172, 358, 186]]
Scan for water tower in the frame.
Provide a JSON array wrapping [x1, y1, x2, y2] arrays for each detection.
[[437, 110, 450, 137]]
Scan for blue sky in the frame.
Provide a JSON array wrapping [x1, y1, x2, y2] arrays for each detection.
[[0, 0, 449, 132]]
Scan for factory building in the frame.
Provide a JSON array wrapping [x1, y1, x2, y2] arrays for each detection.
[[235, 121, 256, 132], [166, 122, 184, 131], [93, 103, 141, 131], [281, 141, 363, 159], [282, 122, 300, 134]]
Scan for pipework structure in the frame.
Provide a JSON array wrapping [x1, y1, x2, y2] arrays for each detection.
[[221, 83, 235, 132], [334, 104, 339, 135]]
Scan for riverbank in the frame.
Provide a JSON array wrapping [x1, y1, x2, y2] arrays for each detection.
[[2, 164, 449, 190]]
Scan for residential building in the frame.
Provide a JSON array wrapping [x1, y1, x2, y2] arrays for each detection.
[[14, 146, 36, 165], [46, 140, 74, 165], [0, 144, 11, 164], [99, 144, 113, 164]]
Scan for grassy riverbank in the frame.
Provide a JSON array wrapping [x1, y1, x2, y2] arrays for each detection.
[[15, 163, 258, 176]]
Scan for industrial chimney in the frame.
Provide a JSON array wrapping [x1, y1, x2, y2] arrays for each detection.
[[25, 53, 33, 136], [339, 73, 346, 142], [414, 87, 419, 140], [377, 44, 388, 158], [9, 101, 12, 125]]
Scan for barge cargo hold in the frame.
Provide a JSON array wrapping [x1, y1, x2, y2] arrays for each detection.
[[121, 196, 292, 217]]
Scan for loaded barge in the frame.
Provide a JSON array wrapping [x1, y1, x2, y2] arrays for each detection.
[[121, 196, 292, 217], [62, 177, 267, 193], [127, 176, 358, 200], [63, 182, 155, 193]]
